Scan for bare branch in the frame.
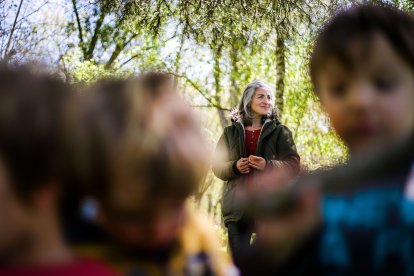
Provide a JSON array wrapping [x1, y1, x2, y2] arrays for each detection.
[[118, 34, 177, 68], [191, 105, 230, 111], [168, 71, 231, 111], [15, 1, 49, 24], [4, 0, 24, 60]]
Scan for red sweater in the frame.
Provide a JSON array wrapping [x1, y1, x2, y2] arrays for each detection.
[[245, 129, 261, 187], [245, 129, 260, 156]]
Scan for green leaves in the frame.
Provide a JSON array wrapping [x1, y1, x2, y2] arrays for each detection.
[[282, 33, 348, 168]]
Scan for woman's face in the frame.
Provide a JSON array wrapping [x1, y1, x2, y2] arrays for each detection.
[[317, 34, 414, 154], [251, 88, 273, 117]]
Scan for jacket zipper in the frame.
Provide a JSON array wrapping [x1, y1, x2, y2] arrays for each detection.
[[255, 119, 271, 155], [240, 122, 247, 157]]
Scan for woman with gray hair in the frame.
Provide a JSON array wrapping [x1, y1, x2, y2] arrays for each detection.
[[212, 80, 300, 267]]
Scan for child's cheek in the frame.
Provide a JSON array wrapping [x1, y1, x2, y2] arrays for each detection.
[[322, 100, 349, 142], [379, 87, 414, 140]]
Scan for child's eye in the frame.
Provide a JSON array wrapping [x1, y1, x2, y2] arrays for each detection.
[[373, 77, 397, 93], [329, 83, 347, 98]]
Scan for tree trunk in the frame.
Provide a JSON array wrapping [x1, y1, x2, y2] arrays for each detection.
[[229, 42, 240, 107], [85, 10, 106, 60], [213, 45, 228, 129], [71, 0, 86, 57], [105, 39, 124, 69], [105, 33, 129, 69], [275, 32, 286, 117], [217, 109, 228, 129]]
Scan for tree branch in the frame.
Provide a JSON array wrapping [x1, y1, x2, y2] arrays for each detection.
[[85, 7, 106, 60], [168, 72, 231, 111], [15, 1, 48, 24], [191, 105, 230, 111], [4, 0, 23, 61], [105, 34, 128, 69], [118, 34, 177, 68], [71, 0, 86, 56]]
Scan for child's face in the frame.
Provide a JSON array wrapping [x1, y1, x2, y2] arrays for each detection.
[[99, 91, 204, 250], [317, 34, 414, 153]]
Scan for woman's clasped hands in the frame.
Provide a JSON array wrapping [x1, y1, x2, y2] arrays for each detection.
[[236, 155, 266, 174]]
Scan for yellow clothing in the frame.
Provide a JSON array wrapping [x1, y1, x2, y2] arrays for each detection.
[[169, 209, 231, 275]]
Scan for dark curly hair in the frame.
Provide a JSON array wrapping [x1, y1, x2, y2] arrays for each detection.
[[310, 4, 414, 93]]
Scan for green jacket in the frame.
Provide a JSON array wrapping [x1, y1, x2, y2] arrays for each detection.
[[212, 118, 300, 225]]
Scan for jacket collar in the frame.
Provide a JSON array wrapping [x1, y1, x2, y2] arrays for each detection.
[[235, 118, 245, 130], [234, 118, 246, 140], [258, 118, 278, 143], [234, 117, 279, 141]]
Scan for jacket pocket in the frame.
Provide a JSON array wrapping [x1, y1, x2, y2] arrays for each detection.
[[221, 178, 245, 218]]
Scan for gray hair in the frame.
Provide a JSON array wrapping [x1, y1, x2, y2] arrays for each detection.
[[236, 80, 276, 125]]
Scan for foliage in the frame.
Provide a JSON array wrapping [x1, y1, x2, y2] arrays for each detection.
[[0, 0, 57, 63], [283, 32, 348, 168]]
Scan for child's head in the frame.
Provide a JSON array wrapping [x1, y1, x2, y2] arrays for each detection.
[[310, 5, 414, 153], [74, 72, 208, 249], [0, 66, 70, 259]]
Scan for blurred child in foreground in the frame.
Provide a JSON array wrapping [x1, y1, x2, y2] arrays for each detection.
[[241, 4, 414, 275], [0, 66, 118, 275], [69, 73, 235, 275]]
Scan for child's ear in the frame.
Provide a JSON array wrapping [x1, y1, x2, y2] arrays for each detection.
[[32, 182, 60, 210]]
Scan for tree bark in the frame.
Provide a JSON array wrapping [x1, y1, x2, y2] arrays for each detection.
[[85, 9, 106, 60], [213, 44, 228, 129], [105, 32, 138, 69], [229, 41, 240, 107], [71, 0, 86, 57], [275, 31, 286, 117]]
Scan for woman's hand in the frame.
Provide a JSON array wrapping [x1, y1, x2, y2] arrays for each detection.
[[236, 158, 250, 174], [248, 155, 266, 171]]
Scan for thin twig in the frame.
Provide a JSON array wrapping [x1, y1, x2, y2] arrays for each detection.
[[4, 0, 24, 59], [169, 71, 231, 111]]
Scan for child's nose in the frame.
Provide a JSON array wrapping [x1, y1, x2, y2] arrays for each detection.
[[349, 83, 374, 109]]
